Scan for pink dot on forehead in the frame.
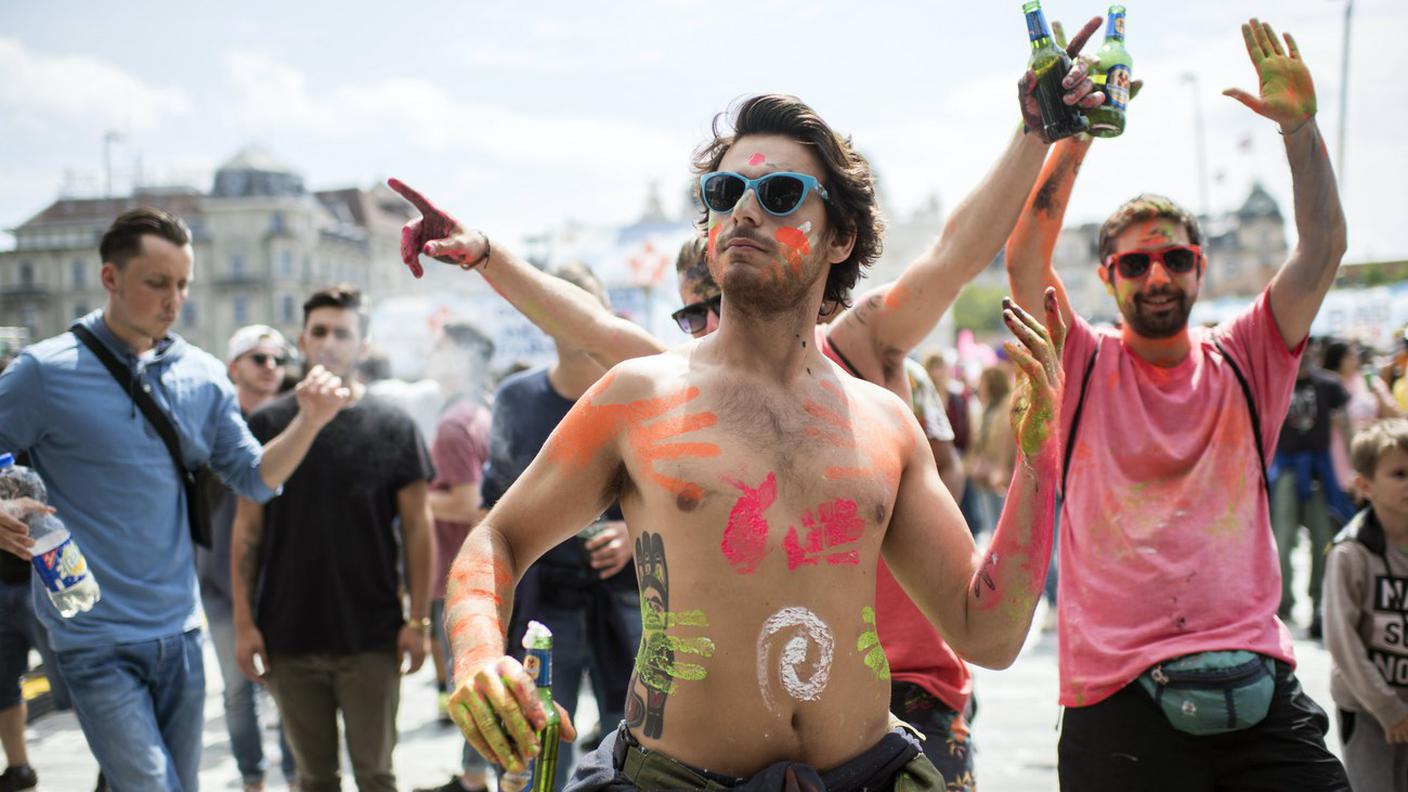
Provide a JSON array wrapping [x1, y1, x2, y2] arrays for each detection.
[[748, 153, 766, 166]]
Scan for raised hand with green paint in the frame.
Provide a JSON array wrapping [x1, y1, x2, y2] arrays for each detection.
[[1224, 18, 1316, 133], [1003, 288, 1066, 461]]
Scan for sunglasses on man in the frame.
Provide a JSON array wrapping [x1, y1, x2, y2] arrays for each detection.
[[1104, 244, 1202, 280], [698, 171, 829, 217], [247, 352, 291, 367], [671, 294, 723, 335]]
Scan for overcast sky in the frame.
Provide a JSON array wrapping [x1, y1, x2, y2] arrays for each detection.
[[2, 0, 1404, 263]]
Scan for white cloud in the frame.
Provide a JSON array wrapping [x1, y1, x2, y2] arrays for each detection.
[[0, 37, 190, 131]]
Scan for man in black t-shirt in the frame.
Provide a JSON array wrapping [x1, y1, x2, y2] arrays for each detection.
[[1272, 352, 1354, 636], [479, 263, 638, 789], [231, 287, 435, 792]]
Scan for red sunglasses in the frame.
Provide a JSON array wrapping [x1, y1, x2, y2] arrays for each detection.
[[1105, 244, 1203, 279]]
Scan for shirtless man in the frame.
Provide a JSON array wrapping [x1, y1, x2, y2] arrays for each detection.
[[426, 95, 1065, 790]]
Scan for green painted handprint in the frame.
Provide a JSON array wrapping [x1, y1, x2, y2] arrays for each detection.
[[858, 607, 890, 681], [1224, 18, 1316, 132]]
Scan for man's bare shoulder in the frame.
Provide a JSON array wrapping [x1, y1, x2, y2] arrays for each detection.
[[589, 340, 701, 404]]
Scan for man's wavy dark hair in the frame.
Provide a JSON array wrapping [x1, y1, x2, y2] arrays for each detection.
[[692, 94, 884, 311]]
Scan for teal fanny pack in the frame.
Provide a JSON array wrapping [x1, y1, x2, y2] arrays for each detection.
[[1136, 651, 1275, 736]]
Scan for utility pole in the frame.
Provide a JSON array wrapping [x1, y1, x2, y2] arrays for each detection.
[[1337, 0, 1354, 186]]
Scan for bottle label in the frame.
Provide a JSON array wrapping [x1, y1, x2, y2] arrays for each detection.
[[1108, 9, 1126, 41], [1104, 64, 1132, 110], [33, 536, 88, 593], [524, 645, 552, 688], [1025, 8, 1050, 42]]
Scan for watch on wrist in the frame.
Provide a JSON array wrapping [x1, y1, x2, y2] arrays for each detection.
[[406, 616, 431, 631]]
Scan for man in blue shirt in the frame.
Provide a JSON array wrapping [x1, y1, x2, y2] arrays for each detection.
[[0, 208, 350, 792]]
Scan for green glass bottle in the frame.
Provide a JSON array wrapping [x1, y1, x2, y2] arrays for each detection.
[[522, 621, 561, 792], [1023, 0, 1088, 142], [1089, 5, 1133, 138]]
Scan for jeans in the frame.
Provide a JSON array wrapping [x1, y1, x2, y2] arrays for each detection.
[[1271, 469, 1338, 618], [519, 588, 643, 790], [56, 629, 205, 792], [0, 579, 69, 711], [202, 592, 296, 784]]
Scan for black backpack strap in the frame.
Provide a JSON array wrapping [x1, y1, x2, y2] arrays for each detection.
[[71, 325, 193, 482], [1212, 337, 1269, 496], [1060, 345, 1100, 501]]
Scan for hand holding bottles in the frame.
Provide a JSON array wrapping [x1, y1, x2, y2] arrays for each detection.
[[1017, 9, 1104, 143], [1224, 18, 1317, 134], [449, 654, 577, 775], [387, 178, 490, 278]]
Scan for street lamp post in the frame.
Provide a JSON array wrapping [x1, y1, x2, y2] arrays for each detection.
[[1336, 0, 1354, 186]]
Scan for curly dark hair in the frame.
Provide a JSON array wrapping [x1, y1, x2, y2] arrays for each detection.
[[692, 94, 884, 311]]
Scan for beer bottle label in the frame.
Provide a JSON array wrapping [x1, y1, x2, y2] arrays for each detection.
[[524, 645, 552, 687], [1104, 64, 1132, 110], [34, 537, 87, 592], [1108, 10, 1126, 41], [1026, 8, 1050, 42]]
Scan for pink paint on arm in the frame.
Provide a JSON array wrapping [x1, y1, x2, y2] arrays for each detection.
[[721, 472, 777, 573]]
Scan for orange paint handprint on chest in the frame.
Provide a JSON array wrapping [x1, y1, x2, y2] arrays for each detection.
[[802, 381, 909, 485], [545, 372, 722, 503]]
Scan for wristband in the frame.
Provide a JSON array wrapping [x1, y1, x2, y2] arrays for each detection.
[[459, 231, 491, 270]]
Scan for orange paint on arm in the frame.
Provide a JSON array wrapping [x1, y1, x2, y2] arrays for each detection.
[[882, 283, 910, 311]]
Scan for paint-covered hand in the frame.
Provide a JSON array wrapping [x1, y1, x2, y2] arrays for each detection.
[[586, 520, 631, 579], [293, 365, 352, 429], [1224, 19, 1316, 133], [387, 178, 489, 278], [1018, 16, 1105, 142], [448, 656, 577, 773], [0, 498, 49, 560], [1002, 288, 1066, 461]]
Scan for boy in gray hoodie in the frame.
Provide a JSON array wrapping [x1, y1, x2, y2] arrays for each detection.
[[1325, 417, 1408, 789]]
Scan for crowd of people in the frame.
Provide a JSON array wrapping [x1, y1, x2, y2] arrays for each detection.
[[0, 12, 1406, 792]]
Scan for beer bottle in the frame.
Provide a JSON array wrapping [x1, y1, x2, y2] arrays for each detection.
[[523, 621, 561, 792], [1023, 0, 1088, 141], [1089, 5, 1133, 137]]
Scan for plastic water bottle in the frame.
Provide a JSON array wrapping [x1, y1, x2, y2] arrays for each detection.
[[0, 453, 101, 618], [499, 620, 561, 792]]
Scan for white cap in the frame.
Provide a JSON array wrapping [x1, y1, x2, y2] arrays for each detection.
[[226, 325, 291, 364]]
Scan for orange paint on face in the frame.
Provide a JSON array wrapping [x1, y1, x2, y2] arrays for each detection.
[[774, 227, 811, 276], [544, 372, 721, 501], [706, 223, 723, 263]]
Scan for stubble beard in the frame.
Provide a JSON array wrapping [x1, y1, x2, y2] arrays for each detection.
[[1122, 289, 1193, 339]]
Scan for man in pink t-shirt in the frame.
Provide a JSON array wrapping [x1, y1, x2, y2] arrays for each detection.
[[1006, 18, 1350, 790]]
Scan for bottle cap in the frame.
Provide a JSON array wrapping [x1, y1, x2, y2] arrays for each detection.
[[0, 453, 13, 468], [522, 620, 554, 650]]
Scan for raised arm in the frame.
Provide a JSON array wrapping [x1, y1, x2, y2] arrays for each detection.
[[388, 178, 666, 369], [884, 290, 1064, 668], [443, 367, 655, 771], [827, 17, 1102, 386], [1223, 19, 1347, 349], [1004, 135, 1088, 324]]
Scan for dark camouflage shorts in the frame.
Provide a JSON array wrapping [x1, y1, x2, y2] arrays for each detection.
[[891, 681, 975, 792]]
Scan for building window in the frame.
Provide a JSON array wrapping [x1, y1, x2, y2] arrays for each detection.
[[182, 300, 197, 327], [278, 249, 294, 278], [233, 295, 249, 324], [19, 305, 37, 334], [72, 260, 88, 289], [280, 295, 296, 324], [231, 254, 247, 279], [18, 262, 33, 287], [269, 212, 286, 234]]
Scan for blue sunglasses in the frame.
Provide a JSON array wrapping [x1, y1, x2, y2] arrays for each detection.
[[698, 171, 829, 217]]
